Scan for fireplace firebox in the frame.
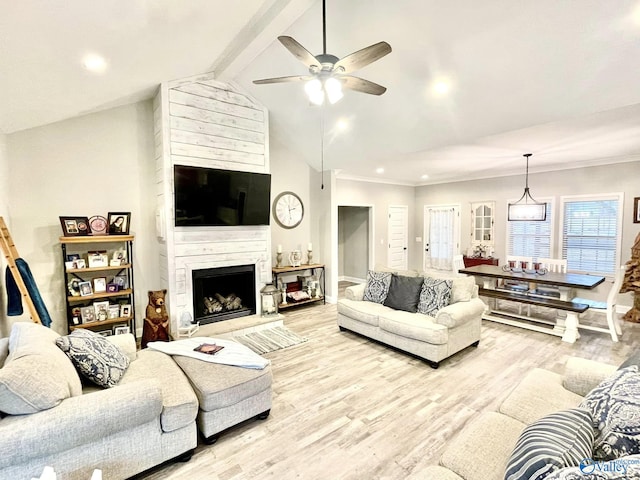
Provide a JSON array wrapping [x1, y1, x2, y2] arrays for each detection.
[[192, 265, 256, 325]]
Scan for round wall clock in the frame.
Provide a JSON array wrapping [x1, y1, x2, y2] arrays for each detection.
[[273, 191, 304, 229]]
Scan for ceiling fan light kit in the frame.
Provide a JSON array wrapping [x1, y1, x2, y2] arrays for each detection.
[[253, 0, 391, 105], [508, 153, 547, 221]]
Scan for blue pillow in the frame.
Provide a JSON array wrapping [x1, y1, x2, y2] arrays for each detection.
[[56, 330, 130, 388], [579, 366, 640, 461], [504, 408, 594, 480]]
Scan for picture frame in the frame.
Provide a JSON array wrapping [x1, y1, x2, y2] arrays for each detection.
[[87, 250, 108, 268], [97, 330, 112, 337], [59, 216, 92, 236], [106, 283, 119, 293], [634, 197, 640, 224], [67, 278, 82, 297], [70, 307, 82, 325], [75, 258, 86, 269], [93, 300, 110, 318], [114, 325, 130, 335], [78, 281, 93, 296], [108, 305, 121, 319], [107, 212, 131, 235], [120, 304, 132, 318], [113, 274, 128, 289], [80, 306, 96, 324], [93, 277, 107, 293]]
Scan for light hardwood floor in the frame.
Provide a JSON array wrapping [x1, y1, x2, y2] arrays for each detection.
[[134, 288, 640, 480]]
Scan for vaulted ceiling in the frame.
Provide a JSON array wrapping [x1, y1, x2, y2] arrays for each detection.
[[2, 0, 640, 184]]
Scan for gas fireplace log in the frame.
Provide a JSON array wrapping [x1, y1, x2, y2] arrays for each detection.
[[203, 297, 223, 315], [214, 293, 243, 310]]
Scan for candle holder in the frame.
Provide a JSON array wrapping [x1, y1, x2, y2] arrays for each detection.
[[276, 252, 283, 268], [307, 249, 313, 265]]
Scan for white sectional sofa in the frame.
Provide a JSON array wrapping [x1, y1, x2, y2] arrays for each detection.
[[419, 357, 640, 480], [337, 269, 487, 368]]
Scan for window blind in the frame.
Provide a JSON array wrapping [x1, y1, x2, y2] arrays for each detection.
[[561, 196, 620, 275], [508, 202, 552, 259]]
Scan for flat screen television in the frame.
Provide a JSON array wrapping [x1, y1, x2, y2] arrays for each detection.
[[174, 165, 271, 227]]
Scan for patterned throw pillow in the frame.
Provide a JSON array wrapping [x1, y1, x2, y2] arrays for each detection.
[[363, 270, 393, 304], [504, 408, 595, 480], [417, 277, 453, 316], [579, 366, 640, 461], [56, 330, 130, 388]]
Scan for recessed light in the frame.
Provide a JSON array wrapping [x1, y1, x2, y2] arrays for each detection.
[[421, 174, 429, 180], [432, 80, 450, 96], [82, 54, 107, 73], [376, 168, 384, 174]]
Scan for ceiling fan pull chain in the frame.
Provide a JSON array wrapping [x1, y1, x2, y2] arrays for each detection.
[[320, 104, 325, 189]]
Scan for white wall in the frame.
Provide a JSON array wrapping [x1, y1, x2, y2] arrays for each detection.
[[269, 135, 313, 265], [4, 102, 158, 335], [0, 134, 9, 336], [335, 179, 416, 269], [414, 161, 640, 304]]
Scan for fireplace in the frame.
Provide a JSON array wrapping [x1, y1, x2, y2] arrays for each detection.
[[192, 265, 257, 325]]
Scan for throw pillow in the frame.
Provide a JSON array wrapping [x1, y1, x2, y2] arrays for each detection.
[[504, 408, 595, 480], [579, 365, 640, 461], [383, 274, 424, 313], [56, 330, 130, 388], [450, 276, 476, 303], [0, 322, 82, 415], [417, 277, 453, 316], [363, 270, 393, 304]]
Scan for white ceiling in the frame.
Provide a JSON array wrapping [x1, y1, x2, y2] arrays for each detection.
[[2, 0, 640, 185]]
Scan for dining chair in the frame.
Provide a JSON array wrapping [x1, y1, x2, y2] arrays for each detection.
[[452, 254, 465, 275], [572, 264, 625, 342]]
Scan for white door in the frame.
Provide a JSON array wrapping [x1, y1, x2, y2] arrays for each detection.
[[388, 205, 408, 270], [424, 205, 461, 271]]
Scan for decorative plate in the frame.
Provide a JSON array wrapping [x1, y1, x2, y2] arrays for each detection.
[[89, 215, 108, 235]]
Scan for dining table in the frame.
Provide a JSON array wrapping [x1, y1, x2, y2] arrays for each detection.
[[459, 264, 606, 343]]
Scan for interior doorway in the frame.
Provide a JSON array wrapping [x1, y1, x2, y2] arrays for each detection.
[[338, 206, 373, 283]]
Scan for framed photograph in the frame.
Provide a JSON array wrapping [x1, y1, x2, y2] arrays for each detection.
[[107, 212, 131, 235], [87, 251, 108, 268], [70, 307, 82, 325], [59, 216, 92, 237], [108, 305, 121, 319], [93, 300, 109, 317], [78, 281, 93, 296], [110, 247, 127, 266], [106, 283, 119, 293], [93, 277, 107, 293], [67, 278, 81, 297], [113, 274, 128, 289], [75, 259, 86, 269], [634, 197, 640, 224], [80, 306, 96, 324], [66, 254, 80, 262], [120, 304, 132, 318], [88, 215, 108, 235], [97, 330, 112, 337], [114, 325, 130, 335]]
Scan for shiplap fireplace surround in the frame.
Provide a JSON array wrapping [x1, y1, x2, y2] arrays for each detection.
[[153, 72, 271, 335]]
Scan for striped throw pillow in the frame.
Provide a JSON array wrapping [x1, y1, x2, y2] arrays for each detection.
[[504, 408, 594, 480]]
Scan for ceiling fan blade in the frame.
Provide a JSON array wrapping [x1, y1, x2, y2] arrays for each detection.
[[278, 36, 319, 69], [341, 76, 387, 96], [253, 75, 312, 85], [333, 42, 392, 74]]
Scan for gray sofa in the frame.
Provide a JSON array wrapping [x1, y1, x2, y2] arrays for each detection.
[[337, 270, 486, 368], [419, 357, 625, 480], [0, 322, 198, 480]]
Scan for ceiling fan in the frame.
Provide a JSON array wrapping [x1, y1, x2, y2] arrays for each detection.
[[253, 0, 392, 105]]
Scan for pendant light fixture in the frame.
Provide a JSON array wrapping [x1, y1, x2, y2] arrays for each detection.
[[507, 153, 546, 221]]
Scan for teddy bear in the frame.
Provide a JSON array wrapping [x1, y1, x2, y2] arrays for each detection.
[[141, 289, 170, 349]]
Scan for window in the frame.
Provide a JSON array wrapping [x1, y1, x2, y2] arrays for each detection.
[[507, 201, 552, 259], [560, 193, 623, 275]]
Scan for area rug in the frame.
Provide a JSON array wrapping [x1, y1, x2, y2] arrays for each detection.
[[232, 326, 308, 354]]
